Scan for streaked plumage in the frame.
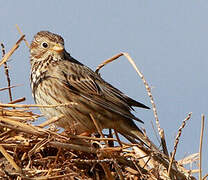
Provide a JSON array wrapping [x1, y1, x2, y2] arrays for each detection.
[[30, 31, 152, 146]]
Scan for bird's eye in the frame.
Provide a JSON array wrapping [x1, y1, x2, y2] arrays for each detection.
[[41, 42, 48, 48]]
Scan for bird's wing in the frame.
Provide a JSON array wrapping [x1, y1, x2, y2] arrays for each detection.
[[54, 60, 148, 122]]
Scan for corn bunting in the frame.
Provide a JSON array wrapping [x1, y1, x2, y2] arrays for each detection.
[[30, 31, 153, 147]]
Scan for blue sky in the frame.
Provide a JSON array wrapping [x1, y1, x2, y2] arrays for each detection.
[[0, 1, 207, 175]]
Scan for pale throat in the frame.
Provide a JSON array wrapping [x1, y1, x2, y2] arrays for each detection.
[[50, 50, 64, 61]]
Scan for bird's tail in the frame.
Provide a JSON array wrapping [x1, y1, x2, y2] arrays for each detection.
[[116, 120, 160, 152], [121, 129, 159, 152]]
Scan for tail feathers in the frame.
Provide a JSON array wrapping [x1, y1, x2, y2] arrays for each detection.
[[127, 97, 150, 109], [122, 130, 160, 152], [116, 121, 159, 152]]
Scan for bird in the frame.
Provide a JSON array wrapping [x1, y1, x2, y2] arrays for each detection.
[[30, 31, 154, 148]]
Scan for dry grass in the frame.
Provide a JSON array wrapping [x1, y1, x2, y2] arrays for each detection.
[[0, 29, 204, 179]]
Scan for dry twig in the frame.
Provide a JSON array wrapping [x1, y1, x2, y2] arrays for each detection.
[[168, 112, 192, 177], [199, 114, 205, 180], [0, 145, 21, 173], [1, 43, 13, 103], [0, 102, 77, 108], [0, 35, 25, 67], [15, 24, 30, 48]]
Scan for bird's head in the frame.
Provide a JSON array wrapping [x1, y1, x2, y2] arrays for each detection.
[[30, 31, 65, 63]]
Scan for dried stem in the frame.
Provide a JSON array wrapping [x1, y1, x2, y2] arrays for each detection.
[[0, 145, 22, 173], [16, 24, 30, 48], [0, 84, 22, 92], [122, 52, 161, 137], [90, 113, 105, 139], [90, 113, 114, 179], [0, 102, 77, 108], [38, 115, 64, 128], [114, 130, 123, 147], [199, 114, 205, 180], [168, 112, 192, 177], [8, 97, 26, 104], [203, 174, 208, 180], [95, 53, 123, 73], [49, 141, 97, 154], [90, 113, 109, 147], [0, 35, 25, 67], [1, 43, 13, 104]]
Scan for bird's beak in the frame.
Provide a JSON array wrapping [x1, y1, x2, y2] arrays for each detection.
[[51, 44, 64, 52]]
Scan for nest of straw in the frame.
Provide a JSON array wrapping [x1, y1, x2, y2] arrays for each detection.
[[0, 28, 201, 179]]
